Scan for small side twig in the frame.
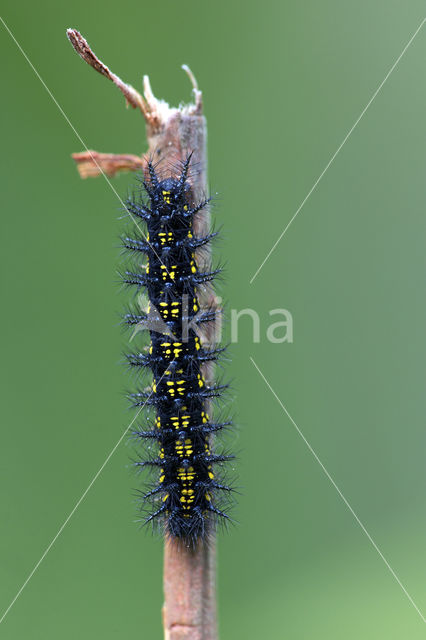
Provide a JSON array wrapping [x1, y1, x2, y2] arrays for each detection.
[[71, 151, 144, 179], [67, 30, 218, 640]]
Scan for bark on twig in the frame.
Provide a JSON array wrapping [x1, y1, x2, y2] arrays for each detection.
[[67, 30, 217, 640], [163, 538, 217, 640]]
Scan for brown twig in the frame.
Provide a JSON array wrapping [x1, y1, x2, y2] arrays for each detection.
[[71, 151, 144, 178], [67, 30, 218, 640]]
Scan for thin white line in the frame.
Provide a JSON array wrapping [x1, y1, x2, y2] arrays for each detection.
[[249, 17, 426, 284], [0, 17, 153, 623], [250, 356, 426, 624], [0, 345, 171, 626], [0, 410, 141, 625], [0, 15, 171, 277], [0, 18, 127, 209]]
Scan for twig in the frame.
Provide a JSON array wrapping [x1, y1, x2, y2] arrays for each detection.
[[71, 151, 144, 178], [67, 30, 218, 640]]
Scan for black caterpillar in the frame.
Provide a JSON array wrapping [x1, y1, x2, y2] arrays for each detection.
[[121, 154, 233, 546]]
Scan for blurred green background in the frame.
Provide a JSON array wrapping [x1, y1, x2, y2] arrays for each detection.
[[1, 1, 426, 638]]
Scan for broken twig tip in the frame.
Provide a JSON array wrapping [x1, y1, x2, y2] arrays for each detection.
[[66, 28, 150, 120], [143, 74, 156, 105], [181, 64, 199, 91], [182, 64, 203, 114]]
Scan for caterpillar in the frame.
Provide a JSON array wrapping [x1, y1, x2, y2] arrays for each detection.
[[121, 154, 233, 546]]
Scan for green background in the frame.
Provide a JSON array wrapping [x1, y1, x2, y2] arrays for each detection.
[[1, 1, 426, 638]]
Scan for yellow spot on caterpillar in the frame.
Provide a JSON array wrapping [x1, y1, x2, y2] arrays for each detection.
[[177, 466, 195, 481], [159, 474, 165, 483], [208, 471, 214, 479], [205, 493, 211, 501], [173, 341, 183, 357], [162, 190, 171, 204], [162, 493, 169, 501]]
